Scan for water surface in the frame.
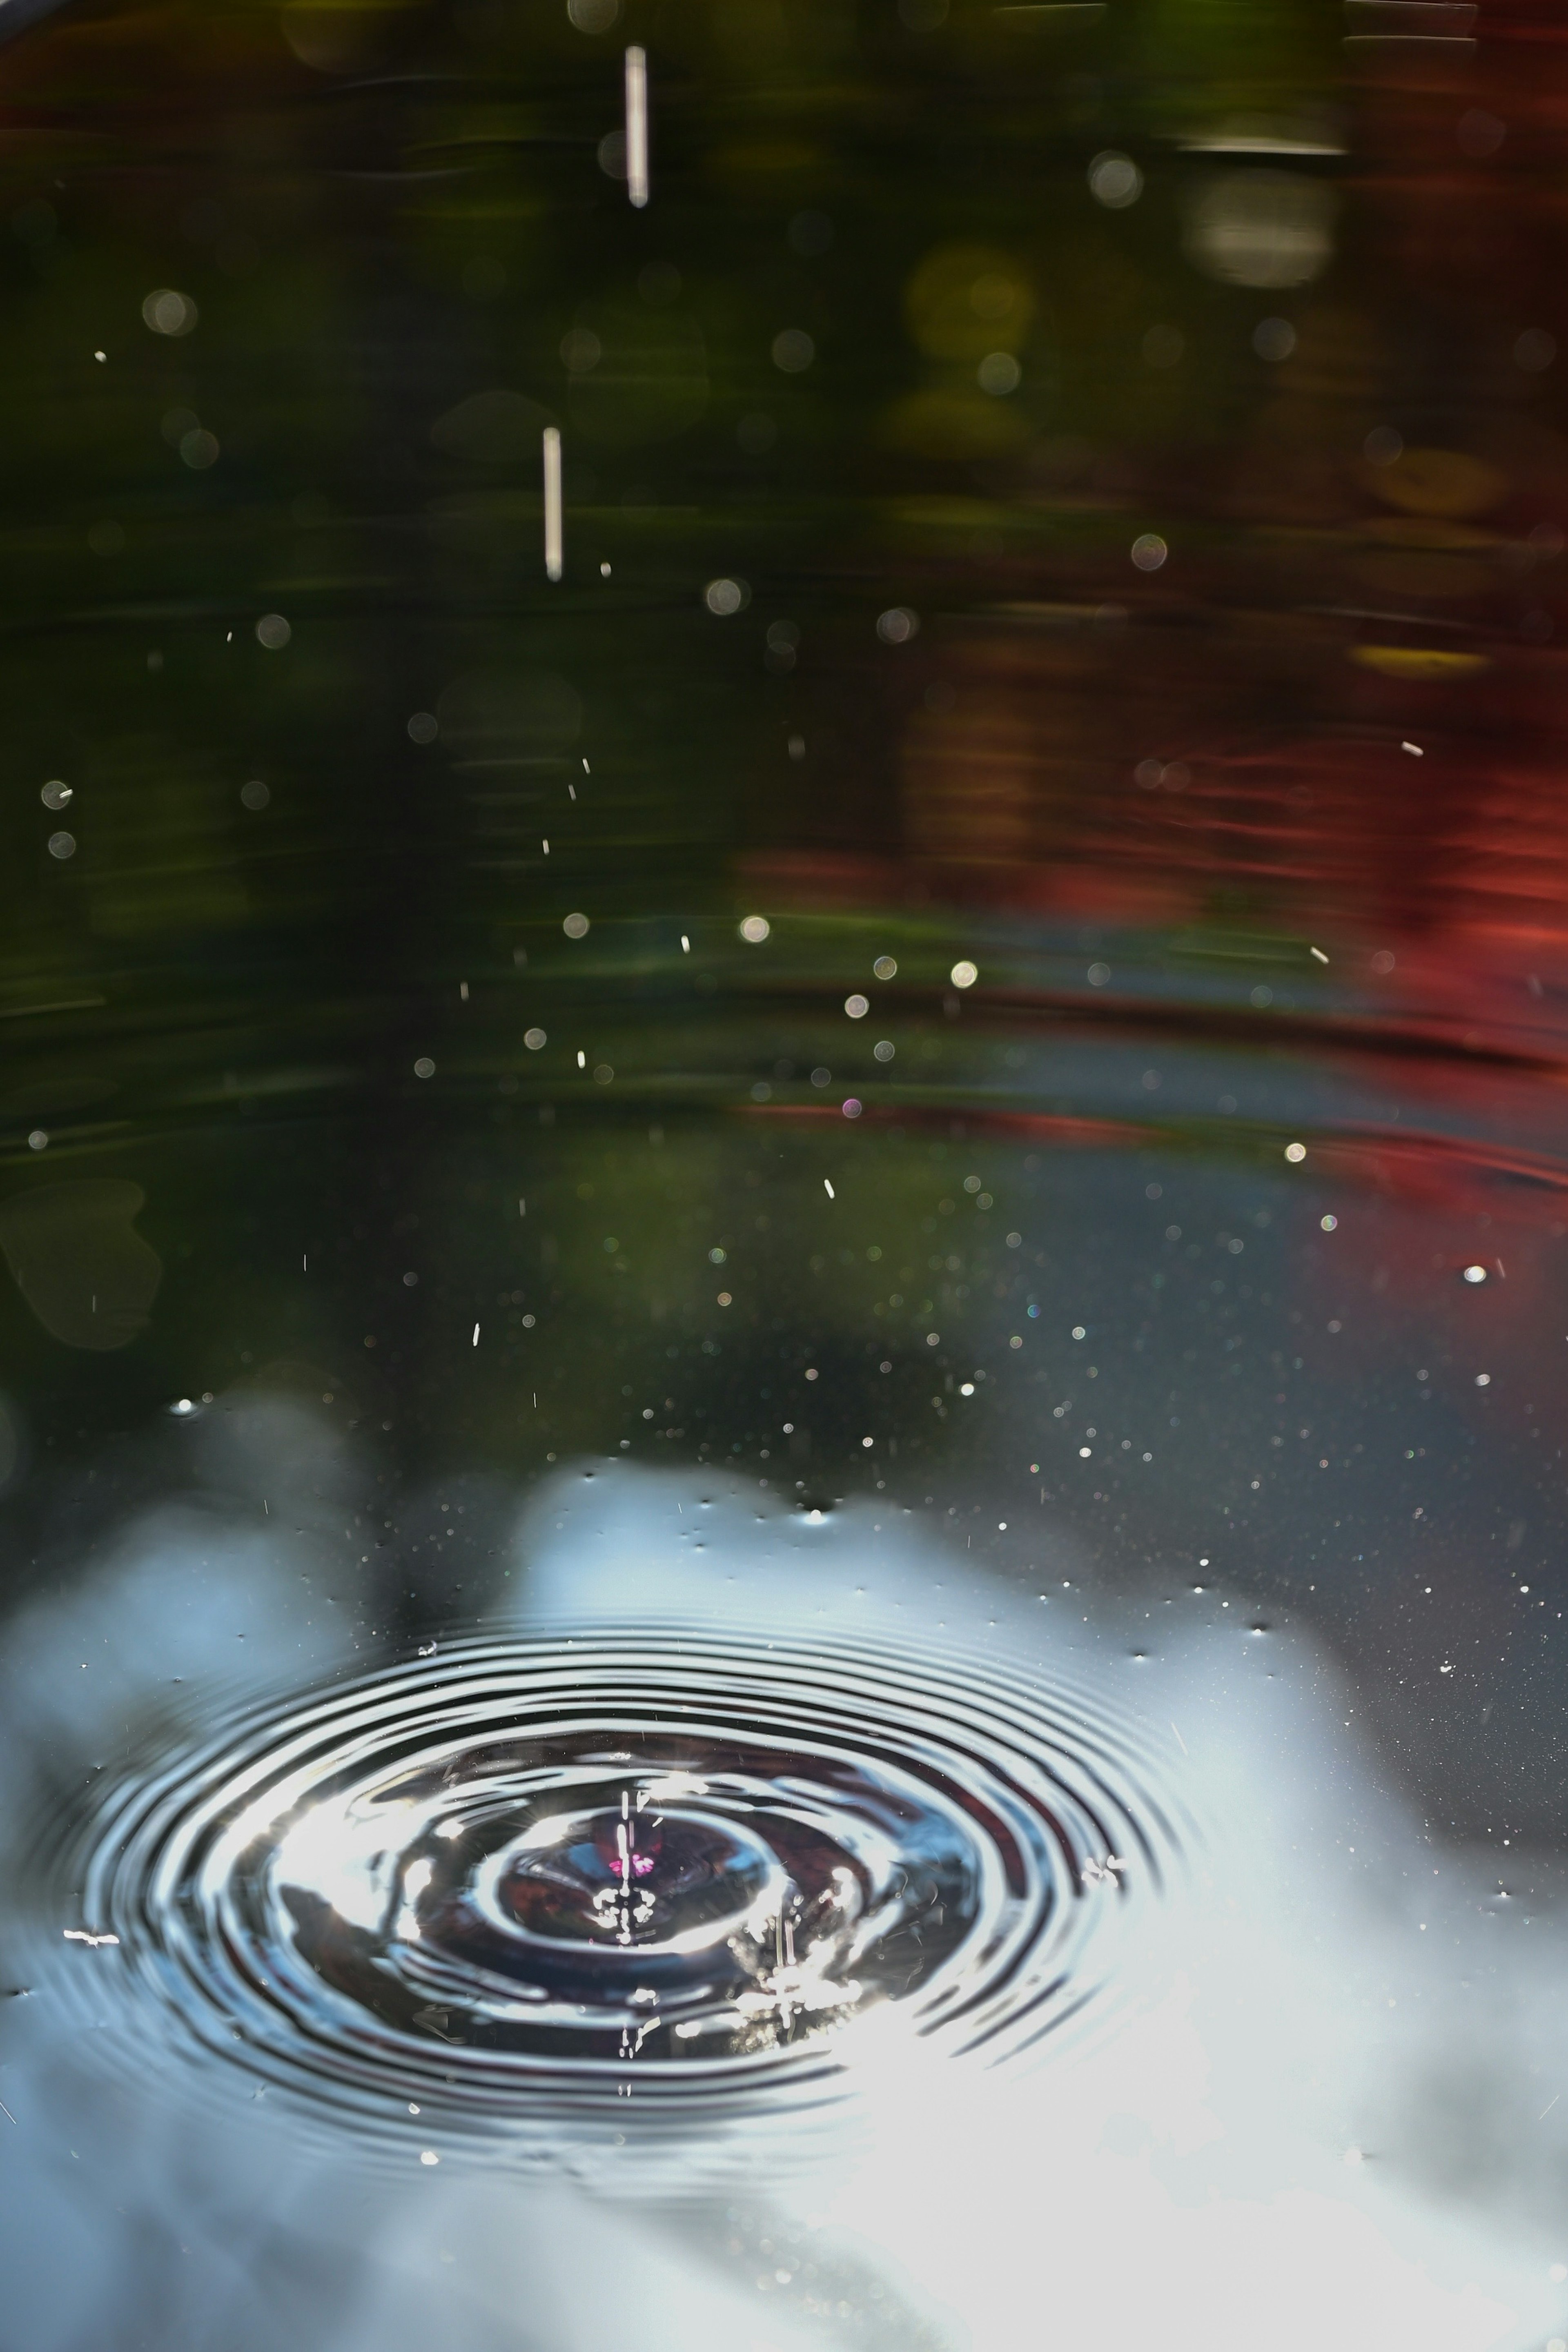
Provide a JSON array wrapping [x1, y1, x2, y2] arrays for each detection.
[[1, 0, 1567, 2345]]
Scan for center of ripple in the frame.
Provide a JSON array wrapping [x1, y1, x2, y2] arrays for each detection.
[[489, 1800, 781, 1948], [267, 1734, 984, 2060]]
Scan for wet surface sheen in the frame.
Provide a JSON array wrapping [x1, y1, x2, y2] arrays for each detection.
[[2, 0, 1568, 2346]]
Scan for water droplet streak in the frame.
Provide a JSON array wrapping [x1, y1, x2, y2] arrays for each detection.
[[47, 1628, 1191, 2176]]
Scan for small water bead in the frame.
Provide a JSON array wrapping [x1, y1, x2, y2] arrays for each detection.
[[977, 350, 1021, 395], [1088, 151, 1142, 209], [771, 328, 814, 374], [560, 326, 603, 373], [1252, 316, 1296, 362], [142, 286, 197, 336]]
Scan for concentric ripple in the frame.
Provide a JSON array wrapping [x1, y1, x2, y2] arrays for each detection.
[[47, 1627, 1197, 2169]]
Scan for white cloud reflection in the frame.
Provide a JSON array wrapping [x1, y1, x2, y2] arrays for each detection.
[[0, 1428, 1563, 2352]]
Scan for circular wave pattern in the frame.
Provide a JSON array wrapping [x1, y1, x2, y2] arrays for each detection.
[[58, 1628, 1194, 2167]]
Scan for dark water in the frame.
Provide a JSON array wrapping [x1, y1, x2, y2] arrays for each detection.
[[1, 1, 1567, 2346]]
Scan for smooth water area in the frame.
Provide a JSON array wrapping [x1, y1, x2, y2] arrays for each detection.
[[2, 0, 1568, 2345]]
